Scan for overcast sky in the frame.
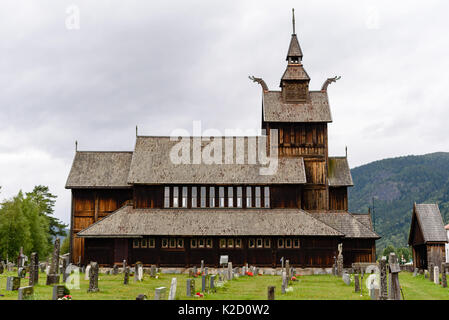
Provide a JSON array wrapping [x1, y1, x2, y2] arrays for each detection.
[[1, 0, 448, 225]]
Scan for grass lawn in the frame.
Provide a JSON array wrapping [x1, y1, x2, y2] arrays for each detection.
[[0, 271, 448, 300]]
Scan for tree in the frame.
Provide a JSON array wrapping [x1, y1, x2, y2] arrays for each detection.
[[60, 236, 70, 255], [26, 185, 68, 239], [382, 244, 396, 261]]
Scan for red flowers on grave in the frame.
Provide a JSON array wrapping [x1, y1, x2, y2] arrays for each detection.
[[246, 271, 254, 276], [59, 295, 72, 300], [195, 292, 204, 298], [291, 276, 298, 281]]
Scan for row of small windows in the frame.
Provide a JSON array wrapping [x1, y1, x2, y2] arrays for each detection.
[[164, 186, 270, 208], [132, 237, 300, 249]]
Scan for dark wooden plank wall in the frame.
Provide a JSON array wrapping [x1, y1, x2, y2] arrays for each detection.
[[84, 236, 365, 268], [71, 189, 132, 264], [329, 187, 348, 211]]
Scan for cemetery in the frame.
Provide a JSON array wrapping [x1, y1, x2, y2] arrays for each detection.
[[1, 253, 449, 300]]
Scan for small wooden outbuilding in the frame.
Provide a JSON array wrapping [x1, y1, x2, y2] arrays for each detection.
[[408, 203, 448, 269]]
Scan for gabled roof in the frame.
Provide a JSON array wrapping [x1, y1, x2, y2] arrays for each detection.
[[328, 157, 354, 187], [351, 213, 373, 231], [65, 151, 133, 189], [286, 34, 303, 60], [281, 64, 310, 82], [77, 205, 343, 238], [127, 136, 307, 185], [408, 203, 448, 244], [310, 211, 380, 239], [262, 91, 332, 123]]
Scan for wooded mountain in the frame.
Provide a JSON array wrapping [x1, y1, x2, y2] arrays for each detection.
[[348, 152, 449, 253]]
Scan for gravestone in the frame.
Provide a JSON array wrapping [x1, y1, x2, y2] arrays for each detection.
[[168, 278, 177, 300], [186, 278, 195, 297], [39, 262, 46, 273], [18, 286, 34, 300], [113, 264, 119, 275], [124, 267, 130, 285], [135, 262, 143, 282], [29, 253, 39, 286], [429, 263, 435, 282], [337, 243, 344, 276], [388, 253, 401, 300], [413, 268, 418, 277], [52, 284, 66, 300], [285, 260, 290, 281], [7, 262, 14, 272], [150, 265, 157, 277], [220, 255, 228, 266], [379, 256, 388, 300], [342, 273, 351, 285], [193, 266, 198, 277], [6, 276, 20, 291], [123, 260, 126, 273], [424, 270, 429, 278], [281, 271, 287, 294], [62, 257, 69, 283], [136, 294, 147, 300], [84, 264, 91, 281], [267, 286, 275, 300], [434, 266, 440, 285], [227, 262, 233, 280], [201, 260, 204, 275], [46, 238, 60, 285], [17, 247, 25, 269], [332, 256, 337, 276], [354, 273, 360, 292], [87, 262, 99, 293], [204, 267, 208, 276], [18, 267, 26, 279], [154, 287, 167, 300], [210, 275, 216, 293]]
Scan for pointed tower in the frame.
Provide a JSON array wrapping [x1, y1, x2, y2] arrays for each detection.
[[280, 9, 310, 103]]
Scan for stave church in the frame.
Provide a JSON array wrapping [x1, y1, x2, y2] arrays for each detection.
[[66, 11, 379, 268]]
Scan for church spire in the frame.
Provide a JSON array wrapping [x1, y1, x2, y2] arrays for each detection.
[[286, 8, 303, 63]]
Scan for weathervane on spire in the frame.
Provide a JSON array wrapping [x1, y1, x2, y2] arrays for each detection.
[[292, 8, 296, 34]]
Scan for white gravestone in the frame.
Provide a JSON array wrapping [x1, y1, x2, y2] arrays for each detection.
[[168, 278, 177, 300], [84, 265, 91, 281], [434, 266, 440, 285]]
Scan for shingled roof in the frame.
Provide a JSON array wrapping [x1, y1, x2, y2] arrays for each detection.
[[281, 65, 310, 82], [328, 157, 353, 187], [408, 203, 448, 244], [77, 205, 344, 238], [127, 136, 307, 185], [286, 34, 303, 60], [66, 151, 133, 189], [310, 211, 380, 239], [351, 213, 373, 231], [262, 91, 332, 123]]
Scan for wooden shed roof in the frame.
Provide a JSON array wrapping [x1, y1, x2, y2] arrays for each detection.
[[408, 203, 448, 244], [328, 157, 354, 187], [65, 151, 133, 189], [77, 205, 343, 238], [262, 91, 332, 123], [310, 211, 380, 239], [127, 136, 307, 185]]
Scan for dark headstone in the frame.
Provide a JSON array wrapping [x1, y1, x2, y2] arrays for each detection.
[[429, 262, 435, 282], [136, 294, 147, 300], [18, 286, 34, 300], [186, 278, 195, 297], [379, 256, 388, 300], [6, 276, 20, 291], [52, 285, 66, 300], [337, 243, 343, 276], [87, 262, 99, 293], [29, 253, 39, 286], [442, 271, 447, 288], [388, 253, 401, 300], [113, 264, 119, 275], [150, 265, 156, 277], [46, 238, 60, 285], [354, 273, 360, 293], [210, 275, 216, 293], [124, 266, 129, 285], [267, 286, 275, 300]]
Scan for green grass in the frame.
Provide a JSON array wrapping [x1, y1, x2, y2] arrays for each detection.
[[0, 271, 448, 300]]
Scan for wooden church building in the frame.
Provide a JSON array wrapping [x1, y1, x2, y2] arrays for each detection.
[[408, 203, 448, 269], [66, 12, 379, 268]]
